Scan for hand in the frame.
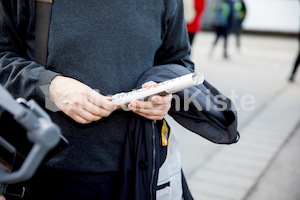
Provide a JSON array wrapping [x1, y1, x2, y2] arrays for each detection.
[[0, 195, 5, 200], [128, 81, 172, 120], [49, 76, 116, 124]]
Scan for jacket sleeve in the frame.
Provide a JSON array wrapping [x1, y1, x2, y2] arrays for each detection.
[[154, 0, 194, 70], [135, 64, 239, 144], [0, 0, 59, 103]]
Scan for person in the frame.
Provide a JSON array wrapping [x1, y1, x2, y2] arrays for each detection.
[[0, 0, 194, 199], [209, 0, 234, 59], [184, 0, 206, 45], [0, 195, 5, 200], [289, 32, 300, 82], [231, 0, 247, 52]]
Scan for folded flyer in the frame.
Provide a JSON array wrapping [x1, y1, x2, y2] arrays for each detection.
[[111, 72, 204, 105]]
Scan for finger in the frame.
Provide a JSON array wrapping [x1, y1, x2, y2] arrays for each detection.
[[83, 100, 113, 117], [130, 105, 168, 117], [128, 100, 159, 110], [88, 90, 116, 110], [84, 106, 113, 118], [128, 98, 170, 110], [62, 99, 100, 121], [83, 101, 104, 115], [131, 109, 165, 120], [72, 114, 96, 124], [142, 81, 157, 88], [105, 96, 113, 101], [76, 108, 102, 122], [151, 94, 172, 105], [129, 101, 168, 117]]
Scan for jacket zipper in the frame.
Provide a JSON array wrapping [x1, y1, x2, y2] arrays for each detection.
[[149, 121, 156, 200]]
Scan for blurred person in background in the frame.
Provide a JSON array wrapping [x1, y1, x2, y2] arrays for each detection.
[[289, 32, 300, 82], [209, 0, 234, 59], [231, 0, 247, 52], [183, 0, 206, 46]]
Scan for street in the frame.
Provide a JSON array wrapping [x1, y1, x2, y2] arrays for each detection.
[[165, 31, 300, 200]]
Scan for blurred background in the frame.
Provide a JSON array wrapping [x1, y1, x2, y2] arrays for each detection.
[[202, 0, 299, 34], [167, 0, 300, 199]]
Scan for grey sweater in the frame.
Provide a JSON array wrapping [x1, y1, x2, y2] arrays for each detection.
[[0, 0, 193, 180]]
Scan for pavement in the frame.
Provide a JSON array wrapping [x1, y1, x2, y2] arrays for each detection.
[[164, 31, 300, 200]]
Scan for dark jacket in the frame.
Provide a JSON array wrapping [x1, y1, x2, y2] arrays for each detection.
[[120, 64, 239, 200], [138, 64, 239, 144], [0, 0, 194, 176]]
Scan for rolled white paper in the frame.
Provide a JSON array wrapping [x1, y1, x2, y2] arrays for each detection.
[[111, 72, 204, 105]]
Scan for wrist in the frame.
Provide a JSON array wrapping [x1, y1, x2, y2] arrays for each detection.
[[49, 75, 64, 101]]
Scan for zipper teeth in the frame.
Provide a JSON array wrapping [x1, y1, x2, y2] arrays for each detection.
[[150, 121, 156, 200]]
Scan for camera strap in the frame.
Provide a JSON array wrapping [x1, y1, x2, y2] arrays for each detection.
[[34, 0, 53, 67]]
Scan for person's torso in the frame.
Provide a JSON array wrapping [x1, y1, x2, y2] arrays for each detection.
[[44, 0, 167, 175]]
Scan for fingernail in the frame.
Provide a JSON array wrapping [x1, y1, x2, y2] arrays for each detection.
[[152, 98, 158, 102], [129, 102, 136, 109]]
